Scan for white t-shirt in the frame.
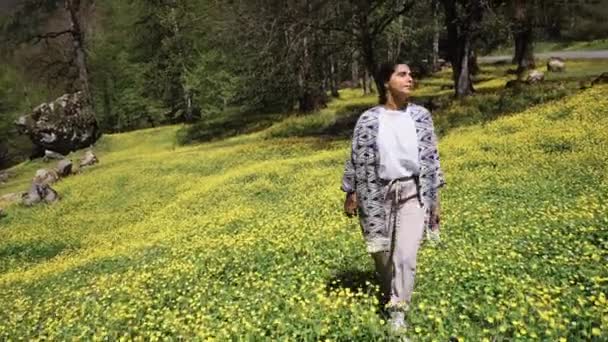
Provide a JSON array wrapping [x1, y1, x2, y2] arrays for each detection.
[[377, 106, 420, 180]]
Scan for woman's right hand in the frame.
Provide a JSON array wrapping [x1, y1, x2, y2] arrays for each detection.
[[344, 192, 358, 217]]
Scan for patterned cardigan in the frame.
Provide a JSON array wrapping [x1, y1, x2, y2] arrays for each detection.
[[341, 104, 445, 253]]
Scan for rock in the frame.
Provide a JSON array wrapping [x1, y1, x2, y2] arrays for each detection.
[[526, 70, 545, 84], [33, 168, 59, 185], [14, 91, 101, 156], [591, 72, 608, 86], [0, 207, 5, 218], [0, 143, 8, 168], [505, 79, 525, 89], [0, 171, 9, 183], [438, 59, 451, 70], [579, 80, 592, 90], [79, 150, 98, 168], [22, 183, 59, 206], [339, 80, 359, 89], [43, 186, 59, 203], [56, 159, 73, 177], [547, 57, 565, 72], [43, 150, 65, 162]]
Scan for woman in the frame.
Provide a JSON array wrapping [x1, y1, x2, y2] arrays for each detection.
[[341, 62, 445, 332]]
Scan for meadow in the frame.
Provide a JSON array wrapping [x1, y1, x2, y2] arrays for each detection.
[[0, 61, 607, 340]]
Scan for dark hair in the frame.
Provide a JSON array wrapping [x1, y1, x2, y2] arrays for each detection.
[[376, 62, 409, 104]]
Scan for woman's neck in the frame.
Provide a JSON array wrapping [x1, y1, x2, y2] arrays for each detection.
[[384, 94, 408, 110]]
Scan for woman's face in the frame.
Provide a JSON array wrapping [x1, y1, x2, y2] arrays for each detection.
[[386, 64, 414, 99]]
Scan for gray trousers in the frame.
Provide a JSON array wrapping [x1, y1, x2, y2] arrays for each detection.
[[371, 179, 426, 309]]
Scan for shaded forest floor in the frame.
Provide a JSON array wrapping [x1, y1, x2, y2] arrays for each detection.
[[0, 59, 607, 340], [179, 58, 608, 143]]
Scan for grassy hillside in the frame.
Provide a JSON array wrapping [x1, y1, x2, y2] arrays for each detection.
[[0, 80, 607, 339]]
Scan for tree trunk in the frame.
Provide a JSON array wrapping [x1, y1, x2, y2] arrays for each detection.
[[351, 52, 360, 87], [431, 0, 440, 72], [364, 69, 375, 94], [299, 88, 327, 112], [297, 29, 327, 112], [442, 0, 481, 98], [65, 0, 92, 106], [182, 85, 194, 122], [469, 48, 480, 76], [455, 35, 474, 98], [512, 0, 535, 76], [362, 70, 368, 95], [329, 57, 339, 98], [358, 13, 380, 95], [363, 45, 380, 95], [101, 78, 113, 129], [513, 28, 534, 75]]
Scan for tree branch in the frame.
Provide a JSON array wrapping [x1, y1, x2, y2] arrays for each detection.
[[31, 29, 73, 44], [372, 1, 415, 37]]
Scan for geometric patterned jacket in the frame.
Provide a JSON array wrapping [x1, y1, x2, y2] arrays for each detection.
[[341, 104, 445, 253]]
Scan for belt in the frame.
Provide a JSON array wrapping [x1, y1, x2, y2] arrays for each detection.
[[384, 175, 421, 206]]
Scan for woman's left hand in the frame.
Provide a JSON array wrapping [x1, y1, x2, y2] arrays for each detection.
[[430, 209, 440, 230]]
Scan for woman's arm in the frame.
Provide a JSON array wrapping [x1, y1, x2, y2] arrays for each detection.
[[342, 115, 363, 216], [430, 192, 441, 231]]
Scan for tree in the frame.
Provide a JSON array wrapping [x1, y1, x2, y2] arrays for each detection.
[[510, 0, 535, 76], [129, 0, 206, 123], [3, 0, 96, 105], [536, 0, 608, 41], [212, 0, 335, 113], [440, 0, 485, 98], [64, 0, 92, 104], [322, 0, 416, 93]]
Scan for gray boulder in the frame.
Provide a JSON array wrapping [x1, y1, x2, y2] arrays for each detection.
[[22, 183, 59, 206], [526, 70, 545, 84], [547, 57, 565, 72], [57, 159, 73, 177], [33, 168, 59, 185], [592, 72, 608, 86], [80, 150, 98, 168], [14, 91, 101, 156], [0, 171, 9, 184], [43, 150, 65, 162]]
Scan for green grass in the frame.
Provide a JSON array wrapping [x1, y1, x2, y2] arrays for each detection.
[[1, 63, 607, 340], [488, 39, 608, 56]]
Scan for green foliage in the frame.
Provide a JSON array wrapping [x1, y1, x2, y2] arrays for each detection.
[[89, 48, 164, 132], [183, 50, 238, 117], [553, 1, 608, 40], [0, 64, 40, 168], [0, 64, 21, 121]]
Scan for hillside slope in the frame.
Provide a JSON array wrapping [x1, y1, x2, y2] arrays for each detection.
[[0, 86, 607, 340]]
